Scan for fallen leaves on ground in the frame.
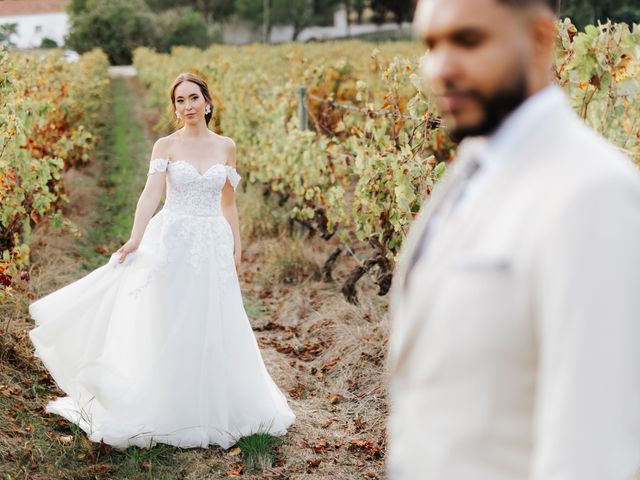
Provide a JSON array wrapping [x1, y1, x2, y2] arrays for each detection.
[[226, 462, 245, 476], [306, 458, 321, 473], [348, 439, 383, 459]]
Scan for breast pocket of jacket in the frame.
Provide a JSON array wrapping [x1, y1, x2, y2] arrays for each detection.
[[432, 255, 529, 355]]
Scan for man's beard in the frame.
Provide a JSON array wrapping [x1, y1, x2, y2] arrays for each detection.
[[447, 71, 529, 143]]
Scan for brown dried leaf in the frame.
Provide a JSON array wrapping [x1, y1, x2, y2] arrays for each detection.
[[349, 439, 382, 459], [311, 439, 329, 453], [320, 356, 340, 372], [306, 458, 321, 473], [227, 462, 245, 476]]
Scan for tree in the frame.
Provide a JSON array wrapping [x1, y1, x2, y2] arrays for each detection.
[[66, 0, 88, 15], [234, 0, 268, 40], [0, 23, 17, 48], [65, 0, 156, 64], [283, 0, 320, 40], [234, 0, 342, 41], [561, 0, 640, 28], [40, 37, 59, 48], [156, 7, 221, 52], [370, 0, 415, 25], [146, 0, 235, 23], [352, 0, 367, 24]]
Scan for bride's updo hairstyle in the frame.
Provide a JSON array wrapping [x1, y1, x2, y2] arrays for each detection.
[[169, 72, 214, 127]]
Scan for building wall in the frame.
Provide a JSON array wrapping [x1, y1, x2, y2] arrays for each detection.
[[0, 12, 69, 48], [222, 8, 412, 45]]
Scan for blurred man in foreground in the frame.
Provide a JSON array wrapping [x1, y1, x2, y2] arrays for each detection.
[[386, 0, 640, 478]]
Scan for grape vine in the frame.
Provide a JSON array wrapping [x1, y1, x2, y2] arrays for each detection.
[[132, 22, 638, 302], [0, 48, 109, 302]]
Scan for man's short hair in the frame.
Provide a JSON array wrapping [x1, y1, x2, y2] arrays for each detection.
[[498, 0, 561, 14]]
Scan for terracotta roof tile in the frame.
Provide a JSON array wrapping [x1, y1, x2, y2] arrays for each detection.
[[0, 0, 68, 17]]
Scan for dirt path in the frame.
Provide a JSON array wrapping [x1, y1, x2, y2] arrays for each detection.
[[108, 65, 137, 77], [0, 72, 389, 480]]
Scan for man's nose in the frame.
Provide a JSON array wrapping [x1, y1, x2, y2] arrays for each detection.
[[422, 47, 461, 89]]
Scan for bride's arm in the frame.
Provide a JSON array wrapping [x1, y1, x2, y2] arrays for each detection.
[[221, 139, 242, 268], [117, 139, 168, 263]]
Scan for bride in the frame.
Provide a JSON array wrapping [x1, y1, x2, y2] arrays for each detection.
[[28, 72, 296, 450]]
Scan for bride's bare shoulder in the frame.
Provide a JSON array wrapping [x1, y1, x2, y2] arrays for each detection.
[[150, 134, 177, 159], [208, 132, 236, 163], [217, 134, 237, 166], [209, 131, 235, 147]]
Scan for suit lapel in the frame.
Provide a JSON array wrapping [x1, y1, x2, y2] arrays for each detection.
[[389, 143, 543, 377], [392, 141, 484, 296], [388, 144, 488, 374], [388, 88, 576, 377]]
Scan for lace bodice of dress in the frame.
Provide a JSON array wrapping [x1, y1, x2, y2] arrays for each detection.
[[148, 158, 241, 216]]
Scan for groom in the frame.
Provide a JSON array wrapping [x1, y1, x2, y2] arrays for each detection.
[[387, 0, 640, 479]]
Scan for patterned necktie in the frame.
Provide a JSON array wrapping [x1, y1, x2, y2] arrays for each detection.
[[403, 153, 483, 288]]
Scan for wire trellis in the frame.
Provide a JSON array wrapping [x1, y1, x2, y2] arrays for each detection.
[[304, 90, 442, 125]]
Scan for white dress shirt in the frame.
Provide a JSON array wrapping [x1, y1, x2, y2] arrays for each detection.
[[411, 85, 565, 265], [453, 85, 565, 219]]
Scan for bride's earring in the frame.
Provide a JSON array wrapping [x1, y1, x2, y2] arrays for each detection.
[[176, 112, 180, 119], [205, 104, 211, 115]]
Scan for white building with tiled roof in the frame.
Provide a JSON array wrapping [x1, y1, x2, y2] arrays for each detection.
[[0, 0, 69, 48]]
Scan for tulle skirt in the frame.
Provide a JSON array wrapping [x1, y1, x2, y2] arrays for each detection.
[[28, 208, 296, 450]]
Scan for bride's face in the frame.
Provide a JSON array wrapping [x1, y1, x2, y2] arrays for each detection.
[[174, 81, 208, 123]]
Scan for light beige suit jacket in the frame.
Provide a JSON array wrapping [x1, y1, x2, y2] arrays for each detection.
[[386, 86, 640, 479]]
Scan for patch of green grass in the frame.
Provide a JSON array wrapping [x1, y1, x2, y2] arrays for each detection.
[[81, 76, 150, 270], [242, 294, 271, 319], [117, 444, 177, 478], [235, 430, 284, 471]]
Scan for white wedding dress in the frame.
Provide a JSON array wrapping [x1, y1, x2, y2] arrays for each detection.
[[28, 158, 296, 450]]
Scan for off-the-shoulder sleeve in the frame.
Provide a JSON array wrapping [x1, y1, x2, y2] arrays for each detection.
[[225, 165, 241, 190], [148, 158, 169, 176]]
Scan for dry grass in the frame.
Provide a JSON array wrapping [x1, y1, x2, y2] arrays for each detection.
[[238, 185, 289, 242], [236, 193, 390, 479], [258, 236, 323, 285], [0, 168, 100, 332]]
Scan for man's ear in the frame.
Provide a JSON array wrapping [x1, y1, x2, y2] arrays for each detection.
[[527, 12, 557, 89], [533, 12, 557, 56]]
